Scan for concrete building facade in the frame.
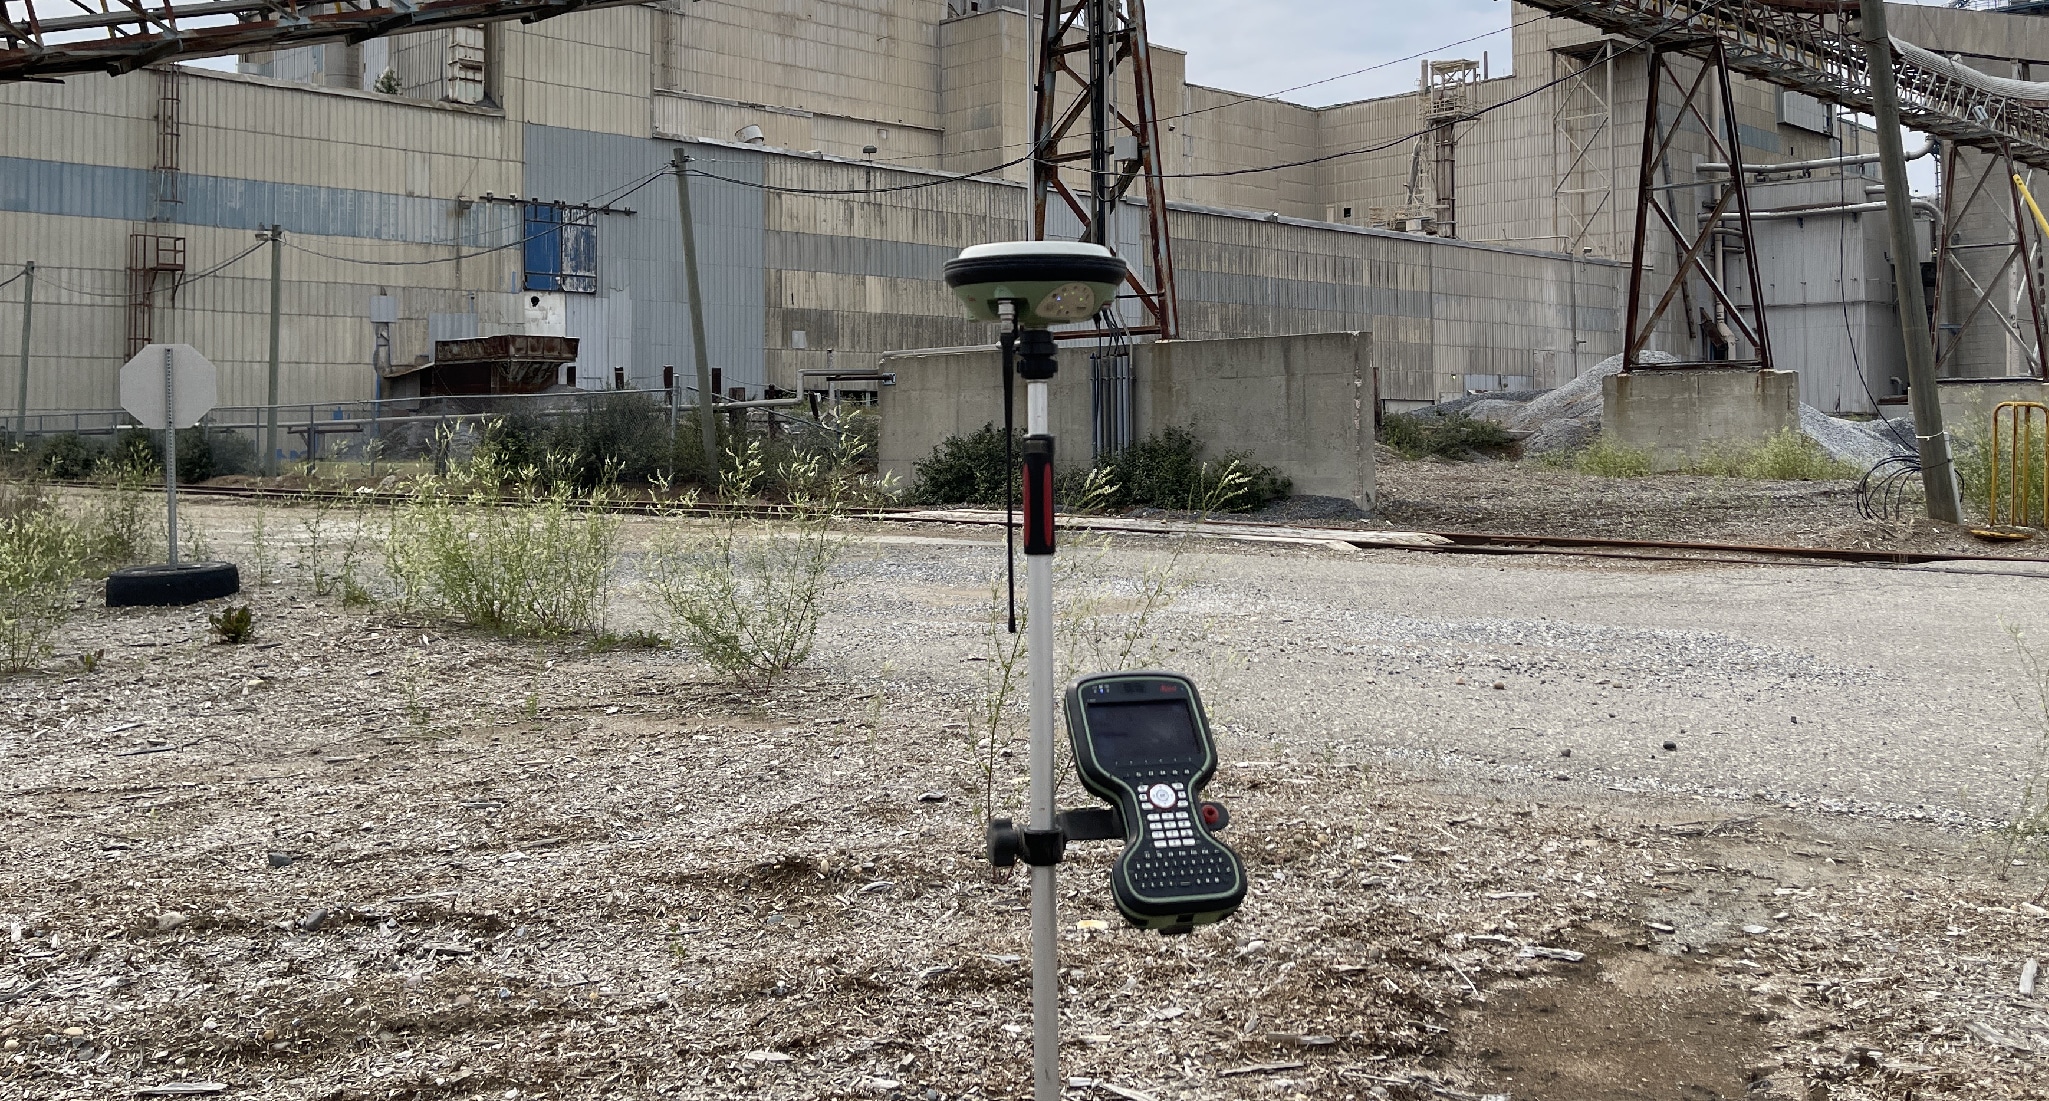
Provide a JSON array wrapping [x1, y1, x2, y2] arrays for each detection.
[[4, 1, 2046, 431]]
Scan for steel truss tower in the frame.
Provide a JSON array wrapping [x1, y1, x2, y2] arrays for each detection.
[[1623, 41, 1776, 373], [1029, 0, 1179, 340]]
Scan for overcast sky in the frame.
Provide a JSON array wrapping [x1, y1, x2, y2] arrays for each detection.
[[1147, 0, 1959, 107]]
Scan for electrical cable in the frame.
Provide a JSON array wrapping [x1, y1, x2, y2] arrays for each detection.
[[32, 239, 270, 301], [687, 3, 1708, 196], [1829, 105, 1919, 455], [0, 268, 25, 294], [1161, 4, 1716, 182], [283, 166, 673, 268]]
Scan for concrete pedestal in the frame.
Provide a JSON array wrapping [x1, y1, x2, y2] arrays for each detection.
[[1602, 368, 1799, 472]]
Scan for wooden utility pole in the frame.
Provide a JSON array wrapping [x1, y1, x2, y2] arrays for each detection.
[[672, 149, 720, 481], [13, 261, 32, 437], [1861, 0, 1962, 523], [263, 226, 283, 477]]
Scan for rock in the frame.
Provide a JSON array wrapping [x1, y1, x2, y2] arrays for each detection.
[[267, 852, 293, 868], [1559, 749, 1572, 758], [917, 791, 947, 803], [1662, 741, 1678, 752], [1, 1039, 16, 1052], [155, 912, 188, 932], [858, 881, 894, 895], [61, 1027, 83, 1037], [296, 908, 330, 932]]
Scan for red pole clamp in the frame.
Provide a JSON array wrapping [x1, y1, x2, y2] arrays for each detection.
[[1023, 434, 1055, 556]]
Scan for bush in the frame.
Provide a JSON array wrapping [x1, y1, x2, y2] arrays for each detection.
[[105, 427, 256, 483], [1728, 430, 1857, 481], [0, 483, 90, 673], [651, 438, 856, 685], [385, 457, 622, 637], [909, 423, 1012, 508], [909, 423, 1291, 513], [1573, 437, 1655, 478], [1381, 412, 1515, 460], [479, 394, 675, 490], [35, 434, 101, 480]]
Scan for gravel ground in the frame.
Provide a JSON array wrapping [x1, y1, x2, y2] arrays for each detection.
[[3, 496, 2048, 1101], [1369, 456, 2037, 558]]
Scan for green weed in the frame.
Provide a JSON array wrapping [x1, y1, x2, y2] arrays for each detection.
[[1573, 437, 1656, 478], [1380, 412, 1515, 460], [207, 604, 255, 645], [0, 482, 89, 673]]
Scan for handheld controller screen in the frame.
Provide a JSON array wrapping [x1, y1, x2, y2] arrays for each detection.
[[1065, 673, 1246, 931]]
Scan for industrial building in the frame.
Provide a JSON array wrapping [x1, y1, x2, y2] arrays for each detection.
[[5, 1, 2049, 444]]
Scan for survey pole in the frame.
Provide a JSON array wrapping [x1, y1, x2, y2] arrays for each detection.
[[1860, 0, 1962, 523], [672, 149, 719, 480], [13, 261, 32, 437], [263, 226, 283, 477]]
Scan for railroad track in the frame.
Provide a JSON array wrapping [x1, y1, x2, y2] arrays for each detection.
[[82, 480, 2049, 573]]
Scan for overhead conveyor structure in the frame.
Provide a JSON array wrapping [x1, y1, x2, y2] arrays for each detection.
[[1518, 0, 2049, 169], [0, 0, 644, 81]]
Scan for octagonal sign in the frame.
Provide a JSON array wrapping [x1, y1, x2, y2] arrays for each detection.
[[119, 344, 218, 430]]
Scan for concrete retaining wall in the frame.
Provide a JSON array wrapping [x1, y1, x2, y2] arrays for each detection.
[[1925, 377, 2049, 442], [878, 332, 1376, 507], [1602, 369, 1799, 471]]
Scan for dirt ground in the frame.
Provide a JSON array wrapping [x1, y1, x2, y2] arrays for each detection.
[[1368, 456, 2040, 559], [3, 481, 2049, 1101]]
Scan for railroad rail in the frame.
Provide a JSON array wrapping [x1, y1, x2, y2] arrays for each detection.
[[1520, 0, 2049, 169], [116, 480, 2049, 571]]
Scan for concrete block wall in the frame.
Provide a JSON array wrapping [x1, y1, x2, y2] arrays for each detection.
[[877, 332, 1377, 506], [1602, 368, 1800, 470]]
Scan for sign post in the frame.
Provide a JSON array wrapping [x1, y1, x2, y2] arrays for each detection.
[[120, 343, 217, 562]]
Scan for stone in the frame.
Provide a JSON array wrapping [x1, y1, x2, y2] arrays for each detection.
[[268, 852, 293, 868]]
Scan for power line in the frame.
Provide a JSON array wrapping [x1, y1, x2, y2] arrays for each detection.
[[32, 239, 270, 301], [283, 167, 673, 268]]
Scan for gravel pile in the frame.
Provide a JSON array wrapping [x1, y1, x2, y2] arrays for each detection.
[[1415, 351, 1918, 467]]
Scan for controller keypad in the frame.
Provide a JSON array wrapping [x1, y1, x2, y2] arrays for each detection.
[[1125, 772, 1234, 897]]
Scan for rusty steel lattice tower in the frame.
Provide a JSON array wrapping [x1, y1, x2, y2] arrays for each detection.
[[1029, 0, 1179, 340]]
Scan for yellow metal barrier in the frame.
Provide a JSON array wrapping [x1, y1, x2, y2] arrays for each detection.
[[1992, 401, 2049, 528]]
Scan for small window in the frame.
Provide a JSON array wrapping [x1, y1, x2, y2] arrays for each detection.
[[1342, 207, 1354, 218], [523, 203, 596, 294]]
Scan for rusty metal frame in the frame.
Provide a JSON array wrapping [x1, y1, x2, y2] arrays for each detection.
[[1930, 143, 2049, 379], [0, 0, 639, 81], [1623, 40, 1775, 372], [1029, 0, 1178, 340]]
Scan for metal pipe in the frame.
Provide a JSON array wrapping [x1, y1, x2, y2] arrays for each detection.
[[1697, 136, 1936, 176], [162, 345, 179, 565], [1713, 199, 1941, 220]]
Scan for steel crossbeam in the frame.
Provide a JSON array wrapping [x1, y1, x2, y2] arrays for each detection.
[[0, 0, 643, 81], [1520, 0, 2049, 169]]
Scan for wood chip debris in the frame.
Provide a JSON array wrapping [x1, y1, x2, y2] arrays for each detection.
[[1517, 946, 1586, 962], [1218, 1061, 1307, 1077]]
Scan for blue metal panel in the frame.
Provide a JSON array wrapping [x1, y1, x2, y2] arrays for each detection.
[[524, 203, 562, 292], [521, 125, 767, 393], [0, 154, 521, 245]]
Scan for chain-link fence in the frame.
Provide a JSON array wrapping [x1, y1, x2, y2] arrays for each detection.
[[5, 387, 834, 484]]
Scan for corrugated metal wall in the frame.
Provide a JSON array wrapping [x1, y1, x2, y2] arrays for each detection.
[[523, 126, 766, 394]]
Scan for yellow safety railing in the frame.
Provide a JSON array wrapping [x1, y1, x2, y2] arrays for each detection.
[[1992, 401, 2049, 529]]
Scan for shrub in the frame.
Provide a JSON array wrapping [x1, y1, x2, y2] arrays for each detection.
[[1730, 430, 1857, 481], [106, 427, 256, 483], [36, 434, 101, 480], [651, 438, 856, 684], [910, 423, 1012, 507], [909, 423, 1291, 513], [385, 457, 621, 637], [1573, 436, 1655, 478], [1381, 412, 1515, 460], [1956, 425, 2047, 525], [0, 484, 89, 673]]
